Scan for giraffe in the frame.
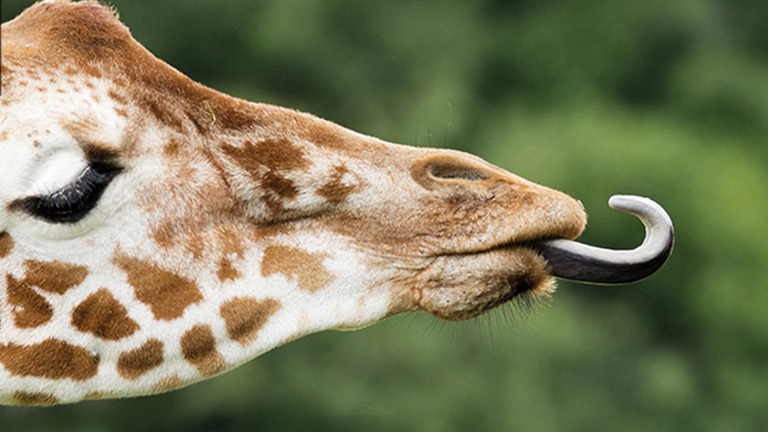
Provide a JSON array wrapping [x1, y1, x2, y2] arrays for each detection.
[[0, 1, 673, 406]]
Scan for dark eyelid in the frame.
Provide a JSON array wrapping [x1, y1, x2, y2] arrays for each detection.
[[9, 162, 123, 224]]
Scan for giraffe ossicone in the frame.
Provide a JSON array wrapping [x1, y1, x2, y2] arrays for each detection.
[[0, 1, 672, 406]]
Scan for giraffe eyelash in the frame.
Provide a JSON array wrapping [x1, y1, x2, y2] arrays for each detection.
[[11, 162, 123, 224]]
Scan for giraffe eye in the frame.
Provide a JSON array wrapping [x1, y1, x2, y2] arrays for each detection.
[[11, 162, 123, 224]]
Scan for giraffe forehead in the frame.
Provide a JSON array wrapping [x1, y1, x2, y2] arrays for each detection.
[[0, 60, 128, 140]]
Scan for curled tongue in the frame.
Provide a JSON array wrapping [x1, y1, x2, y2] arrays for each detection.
[[533, 195, 674, 285]]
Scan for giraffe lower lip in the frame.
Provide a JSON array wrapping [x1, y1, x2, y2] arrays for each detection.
[[417, 245, 554, 321]]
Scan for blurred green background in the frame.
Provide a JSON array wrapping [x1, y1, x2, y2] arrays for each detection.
[[2, 0, 768, 430]]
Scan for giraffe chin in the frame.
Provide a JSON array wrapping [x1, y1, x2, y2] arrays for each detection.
[[414, 245, 555, 321]]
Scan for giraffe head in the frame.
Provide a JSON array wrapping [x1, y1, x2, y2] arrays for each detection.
[[0, 1, 671, 405]]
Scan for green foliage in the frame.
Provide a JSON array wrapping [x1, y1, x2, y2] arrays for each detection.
[[2, 0, 767, 430]]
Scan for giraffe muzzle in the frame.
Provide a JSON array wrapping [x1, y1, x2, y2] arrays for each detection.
[[532, 195, 675, 285]]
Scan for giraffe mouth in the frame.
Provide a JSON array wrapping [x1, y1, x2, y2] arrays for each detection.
[[415, 195, 674, 321]]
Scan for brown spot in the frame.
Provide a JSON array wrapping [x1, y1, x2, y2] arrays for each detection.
[[151, 219, 178, 250], [221, 139, 308, 206], [6, 274, 52, 328], [114, 254, 203, 321], [220, 297, 281, 345], [107, 88, 128, 105], [117, 339, 164, 380], [317, 164, 357, 203], [72, 289, 139, 340], [152, 375, 183, 394], [0, 339, 99, 380], [262, 171, 299, 199], [222, 138, 309, 174], [0, 232, 13, 258], [216, 257, 241, 282], [23, 260, 88, 295], [164, 138, 182, 157], [13, 391, 59, 406], [181, 324, 224, 377], [261, 245, 335, 293]]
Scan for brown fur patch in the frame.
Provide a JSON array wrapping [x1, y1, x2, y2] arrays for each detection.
[[261, 171, 299, 199], [222, 138, 309, 174], [164, 138, 182, 158], [114, 254, 202, 321], [72, 289, 139, 340], [216, 257, 241, 282], [180, 324, 224, 377], [0, 339, 99, 380], [13, 391, 59, 406], [117, 339, 164, 380], [220, 297, 281, 345], [150, 219, 178, 250], [23, 260, 89, 295], [6, 274, 53, 328], [317, 164, 357, 203], [107, 88, 128, 105], [261, 245, 335, 292], [221, 139, 309, 210], [0, 232, 13, 258]]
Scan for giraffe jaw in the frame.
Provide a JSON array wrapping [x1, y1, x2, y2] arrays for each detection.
[[413, 245, 555, 321]]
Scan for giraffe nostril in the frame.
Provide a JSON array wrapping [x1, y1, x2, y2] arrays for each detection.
[[428, 164, 491, 182], [412, 155, 498, 191]]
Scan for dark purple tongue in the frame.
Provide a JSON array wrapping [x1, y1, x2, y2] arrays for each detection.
[[534, 195, 674, 285]]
